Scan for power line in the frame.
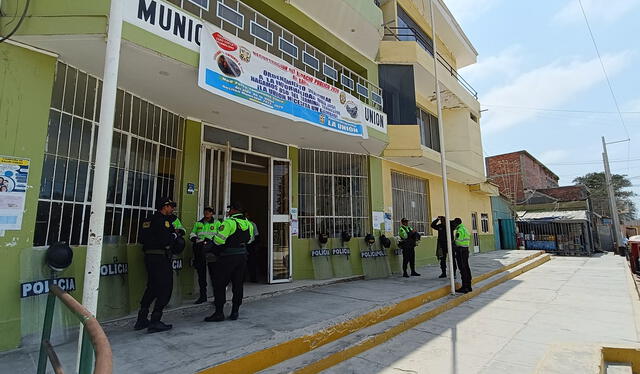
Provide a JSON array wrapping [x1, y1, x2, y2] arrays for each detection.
[[577, 0, 630, 140], [546, 158, 640, 166]]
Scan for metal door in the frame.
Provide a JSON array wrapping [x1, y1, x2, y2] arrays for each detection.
[[471, 212, 480, 253], [269, 159, 292, 283], [199, 145, 231, 221]]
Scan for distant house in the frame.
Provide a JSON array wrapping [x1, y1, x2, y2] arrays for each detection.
[[491, 193, 517, 249]]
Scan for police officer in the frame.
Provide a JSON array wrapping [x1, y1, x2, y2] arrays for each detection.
[[190, 207, 221, 304], [452, 217, 473, 293], [205, 202, 253, 322], [431, 216, 457, 278], [134, 197, 179, 333], [399, 218, 421, 278]]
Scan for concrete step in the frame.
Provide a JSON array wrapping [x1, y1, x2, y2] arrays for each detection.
[[606, 362, 633, 374], [257, 254, 551, 374]]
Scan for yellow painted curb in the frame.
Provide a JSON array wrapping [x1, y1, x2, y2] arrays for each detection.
[[197, 251, 546, 374], [294, 254, 551, 374]]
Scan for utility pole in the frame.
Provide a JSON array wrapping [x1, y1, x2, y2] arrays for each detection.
[[429, 0, 455, 295], [601, 136, 624, 252], [76, 0, 123, 371]]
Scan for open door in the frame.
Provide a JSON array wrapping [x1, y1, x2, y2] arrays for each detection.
[[199, 144, 231, 220], [269, 159, 292, 283]]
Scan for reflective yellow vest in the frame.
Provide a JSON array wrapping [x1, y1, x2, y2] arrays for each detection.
[[454, 223, 471, 247]]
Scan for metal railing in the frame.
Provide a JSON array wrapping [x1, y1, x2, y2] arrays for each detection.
[[37, 284, 113, 374], [383, 26, 478, 99]]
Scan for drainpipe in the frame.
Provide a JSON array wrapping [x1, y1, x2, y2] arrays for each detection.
[[76, 0, 123, 371], [429, 0, 456, 295]]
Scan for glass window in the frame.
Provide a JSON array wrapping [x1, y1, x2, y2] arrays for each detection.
[[298, 149, 370, 238], [417, 107, 440, 152], [391, 171, 429, 235], [302, 51, 319, 71], [356, 83, 369, 98], [323, 63, 338, 81], [188, 0, 209, 11], [279, 37, 298, 59], [34, 62, 184, 246], [397, 5, 434, 55], [481, 213, 489, 233], [217, 1, 243, 29], [250, 20, 273, 44], [341, 74, 354, 90]]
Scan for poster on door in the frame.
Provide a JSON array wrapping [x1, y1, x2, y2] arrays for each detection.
[[0, 156, 30, 230], [197, 25, 386, 138]]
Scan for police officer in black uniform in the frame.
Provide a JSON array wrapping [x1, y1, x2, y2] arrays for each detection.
[[134, 197, 180, 333]]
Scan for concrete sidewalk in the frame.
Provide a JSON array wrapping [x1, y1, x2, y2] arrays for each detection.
[[322, 253, 640, 374], [0, 250, 537, 374]]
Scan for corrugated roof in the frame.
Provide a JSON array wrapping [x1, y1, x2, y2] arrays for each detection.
[[516, 210, 589, 221]]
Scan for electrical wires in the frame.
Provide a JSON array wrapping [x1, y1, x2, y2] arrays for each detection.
[[0, 0, 31, 44]]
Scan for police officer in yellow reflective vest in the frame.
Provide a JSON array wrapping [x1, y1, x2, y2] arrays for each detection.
[[452, 217, 473, 294], [205, 202, 253, 322], [190, 207, 221, 304], [135, 197, 179, 333], [399, 218, 421, 278]]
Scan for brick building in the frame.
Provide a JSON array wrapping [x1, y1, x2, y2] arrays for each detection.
[[486, 151, 559, 204]]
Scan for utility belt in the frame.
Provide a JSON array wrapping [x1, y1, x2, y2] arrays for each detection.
[[144, 248, 171, 256]]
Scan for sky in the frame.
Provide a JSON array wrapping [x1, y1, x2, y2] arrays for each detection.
[[444, 0, 640, 209]]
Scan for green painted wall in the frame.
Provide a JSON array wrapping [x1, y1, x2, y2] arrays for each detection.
[[479, 234, 496, 253], [0, 42, 56, 350]]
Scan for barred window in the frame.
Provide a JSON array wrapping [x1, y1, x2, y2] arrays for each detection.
[[34, 62, 184, 247], [391, 171, 429, 235], [298, 149, 369, 239], [481, 213, 489, 233]]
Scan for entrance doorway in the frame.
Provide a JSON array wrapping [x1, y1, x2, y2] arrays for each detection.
[[199, 145, 292, 284]]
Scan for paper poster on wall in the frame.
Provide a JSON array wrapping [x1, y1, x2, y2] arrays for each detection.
[[372, 211, 384, 230], [290, 208, 299, 236], [0, 156, 30, 231], [384, 212, 393, 232]]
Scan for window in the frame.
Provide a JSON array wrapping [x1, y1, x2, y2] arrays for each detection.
[[417, 107, 440, 152], [356, 83, 369, 98], [371, 91, 383, 106], [279, 37, 298, 59], [391, 171, 429, 235], [250, 21, 273, 45], [302, 51, 319, 71], [188, 0, 209, 11], [323, 63, 338, 81], [397, 5, 433, 55], [481, 213, 489, 233], [341, 74, 354, 90], [34, 62, 184, 247], [298, 149, 369, 238], [217, 1, 244, 29]]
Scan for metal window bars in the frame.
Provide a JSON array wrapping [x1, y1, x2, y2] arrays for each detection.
[[383, 25, 478, 100]]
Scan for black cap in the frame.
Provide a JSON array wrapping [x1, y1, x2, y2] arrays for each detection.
[[156, 197, 177, 210], [227, 201, 244, 212], [401, 218, 408, 223]]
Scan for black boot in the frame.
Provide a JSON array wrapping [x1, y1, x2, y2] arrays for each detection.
[[134, 309, 149, 331], [194, 292, 207, 304], [438, 273, 447, 278], [403, 271, 409, 278], [229, 305, 240, 320], [411, 271, 421, 276], [147, 311, 172, 333], [204, 307, 225, 322]]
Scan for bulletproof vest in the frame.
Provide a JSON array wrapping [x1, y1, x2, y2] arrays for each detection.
[[226, 218, 251, 248]]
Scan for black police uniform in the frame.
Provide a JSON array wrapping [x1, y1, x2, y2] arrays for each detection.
[[136, 210, 176, 332]]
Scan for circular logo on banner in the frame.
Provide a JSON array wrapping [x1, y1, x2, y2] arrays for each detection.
[[213, 32, 238, 51]]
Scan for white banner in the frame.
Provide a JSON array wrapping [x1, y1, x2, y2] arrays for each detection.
[[125, 0, 387, 136]]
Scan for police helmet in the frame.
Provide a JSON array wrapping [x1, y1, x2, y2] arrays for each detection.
[[156, 196, 177, 210], [318, 233, 329, 244], [341, 231, 352, 243], [171, 236, 185, 255], [380, 235, 391, 248], [364, 234, 376, 245], [45, 242, 73, 272]]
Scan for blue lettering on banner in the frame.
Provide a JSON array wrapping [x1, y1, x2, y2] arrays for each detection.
[[360, 250, 386, 259], [205, 69, 365, 137], [332, 248, 351, 256], [311, 249, 331, 257], [20, 278, 76, 298]]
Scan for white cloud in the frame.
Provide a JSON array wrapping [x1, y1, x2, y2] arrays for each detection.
[[538, 149, 570, 164], [554, 0, 640, 24], [460, 45, 523, 83], [481, 51, 633, 133], [444, 0, 500, 23]]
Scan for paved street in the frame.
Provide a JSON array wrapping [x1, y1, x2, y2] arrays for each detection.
[[323, 253, 640, 374]]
